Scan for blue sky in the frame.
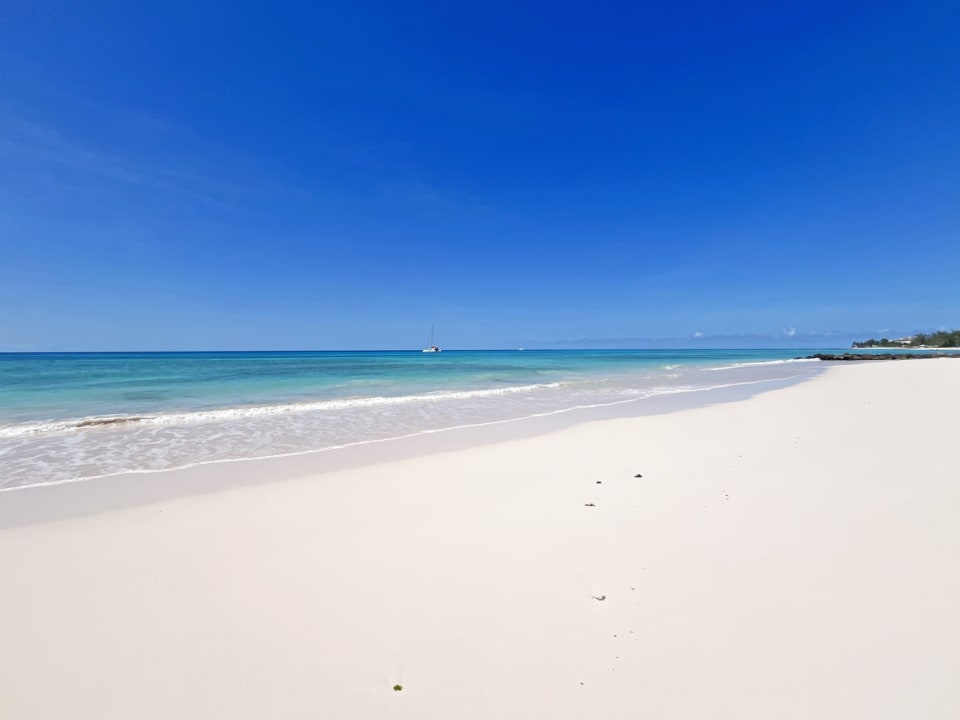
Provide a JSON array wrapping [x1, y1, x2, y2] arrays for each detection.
[[1, 1, 957, 350]]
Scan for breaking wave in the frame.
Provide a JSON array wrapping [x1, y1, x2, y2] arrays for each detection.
[[0, 382, 566, 439]]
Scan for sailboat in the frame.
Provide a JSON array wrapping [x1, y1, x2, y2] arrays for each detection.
[[422, 325, 441, 353]]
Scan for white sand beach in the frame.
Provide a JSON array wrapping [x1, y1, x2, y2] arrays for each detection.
[[1, 360, 958, 719]]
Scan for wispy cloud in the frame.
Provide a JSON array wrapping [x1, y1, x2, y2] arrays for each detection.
[[0, 113, 284, 215], [378, 178, 499, 221]]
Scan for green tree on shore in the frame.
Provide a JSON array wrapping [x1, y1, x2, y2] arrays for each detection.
[[852, 330, 960, 348]]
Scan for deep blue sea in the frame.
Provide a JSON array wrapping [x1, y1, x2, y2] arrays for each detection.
[[0, 349, 838, 489]]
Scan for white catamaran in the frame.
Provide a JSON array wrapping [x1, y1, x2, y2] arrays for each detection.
[[422, 326, 441, 353]]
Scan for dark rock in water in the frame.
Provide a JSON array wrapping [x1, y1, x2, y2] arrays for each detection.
[[77, 416, 146, 428], [800, 353, 958, 361]]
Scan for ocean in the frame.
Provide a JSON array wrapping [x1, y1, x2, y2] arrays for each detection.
[[0, 349, 836, 490]]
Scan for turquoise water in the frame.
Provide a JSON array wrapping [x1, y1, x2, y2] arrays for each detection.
[[0, 349, 835, 489]]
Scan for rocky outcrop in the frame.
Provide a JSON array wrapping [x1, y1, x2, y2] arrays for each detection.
[[801, 353, 959, 361]]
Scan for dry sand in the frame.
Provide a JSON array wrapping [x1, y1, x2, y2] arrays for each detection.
[[1, 360, 958, 719]]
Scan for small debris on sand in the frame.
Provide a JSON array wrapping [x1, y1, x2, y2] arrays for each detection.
[[592, 595, 606, 601], [584, 503, 595, 507], [634, 473, 643, 478]]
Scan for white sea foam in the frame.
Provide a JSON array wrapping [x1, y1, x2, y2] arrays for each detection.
[[705, 358, 820, 371], [2, 392, 672, 492], [0, 381, 568, 439]]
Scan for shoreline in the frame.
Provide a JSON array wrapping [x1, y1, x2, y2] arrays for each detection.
[[0, 368, 815, 527], [0, 350, 825, 491], [2, 360, 958, 719]]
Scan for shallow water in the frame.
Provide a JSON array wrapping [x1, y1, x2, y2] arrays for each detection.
[[0, 349, 835, 489]]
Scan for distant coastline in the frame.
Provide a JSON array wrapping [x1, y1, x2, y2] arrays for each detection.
[[852, 330, 960, 349]]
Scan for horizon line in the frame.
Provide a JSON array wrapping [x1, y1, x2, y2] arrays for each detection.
[[0, 345, 859, 354]]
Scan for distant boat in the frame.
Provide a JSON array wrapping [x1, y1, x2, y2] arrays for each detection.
[[422, 326, 441, 353]]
